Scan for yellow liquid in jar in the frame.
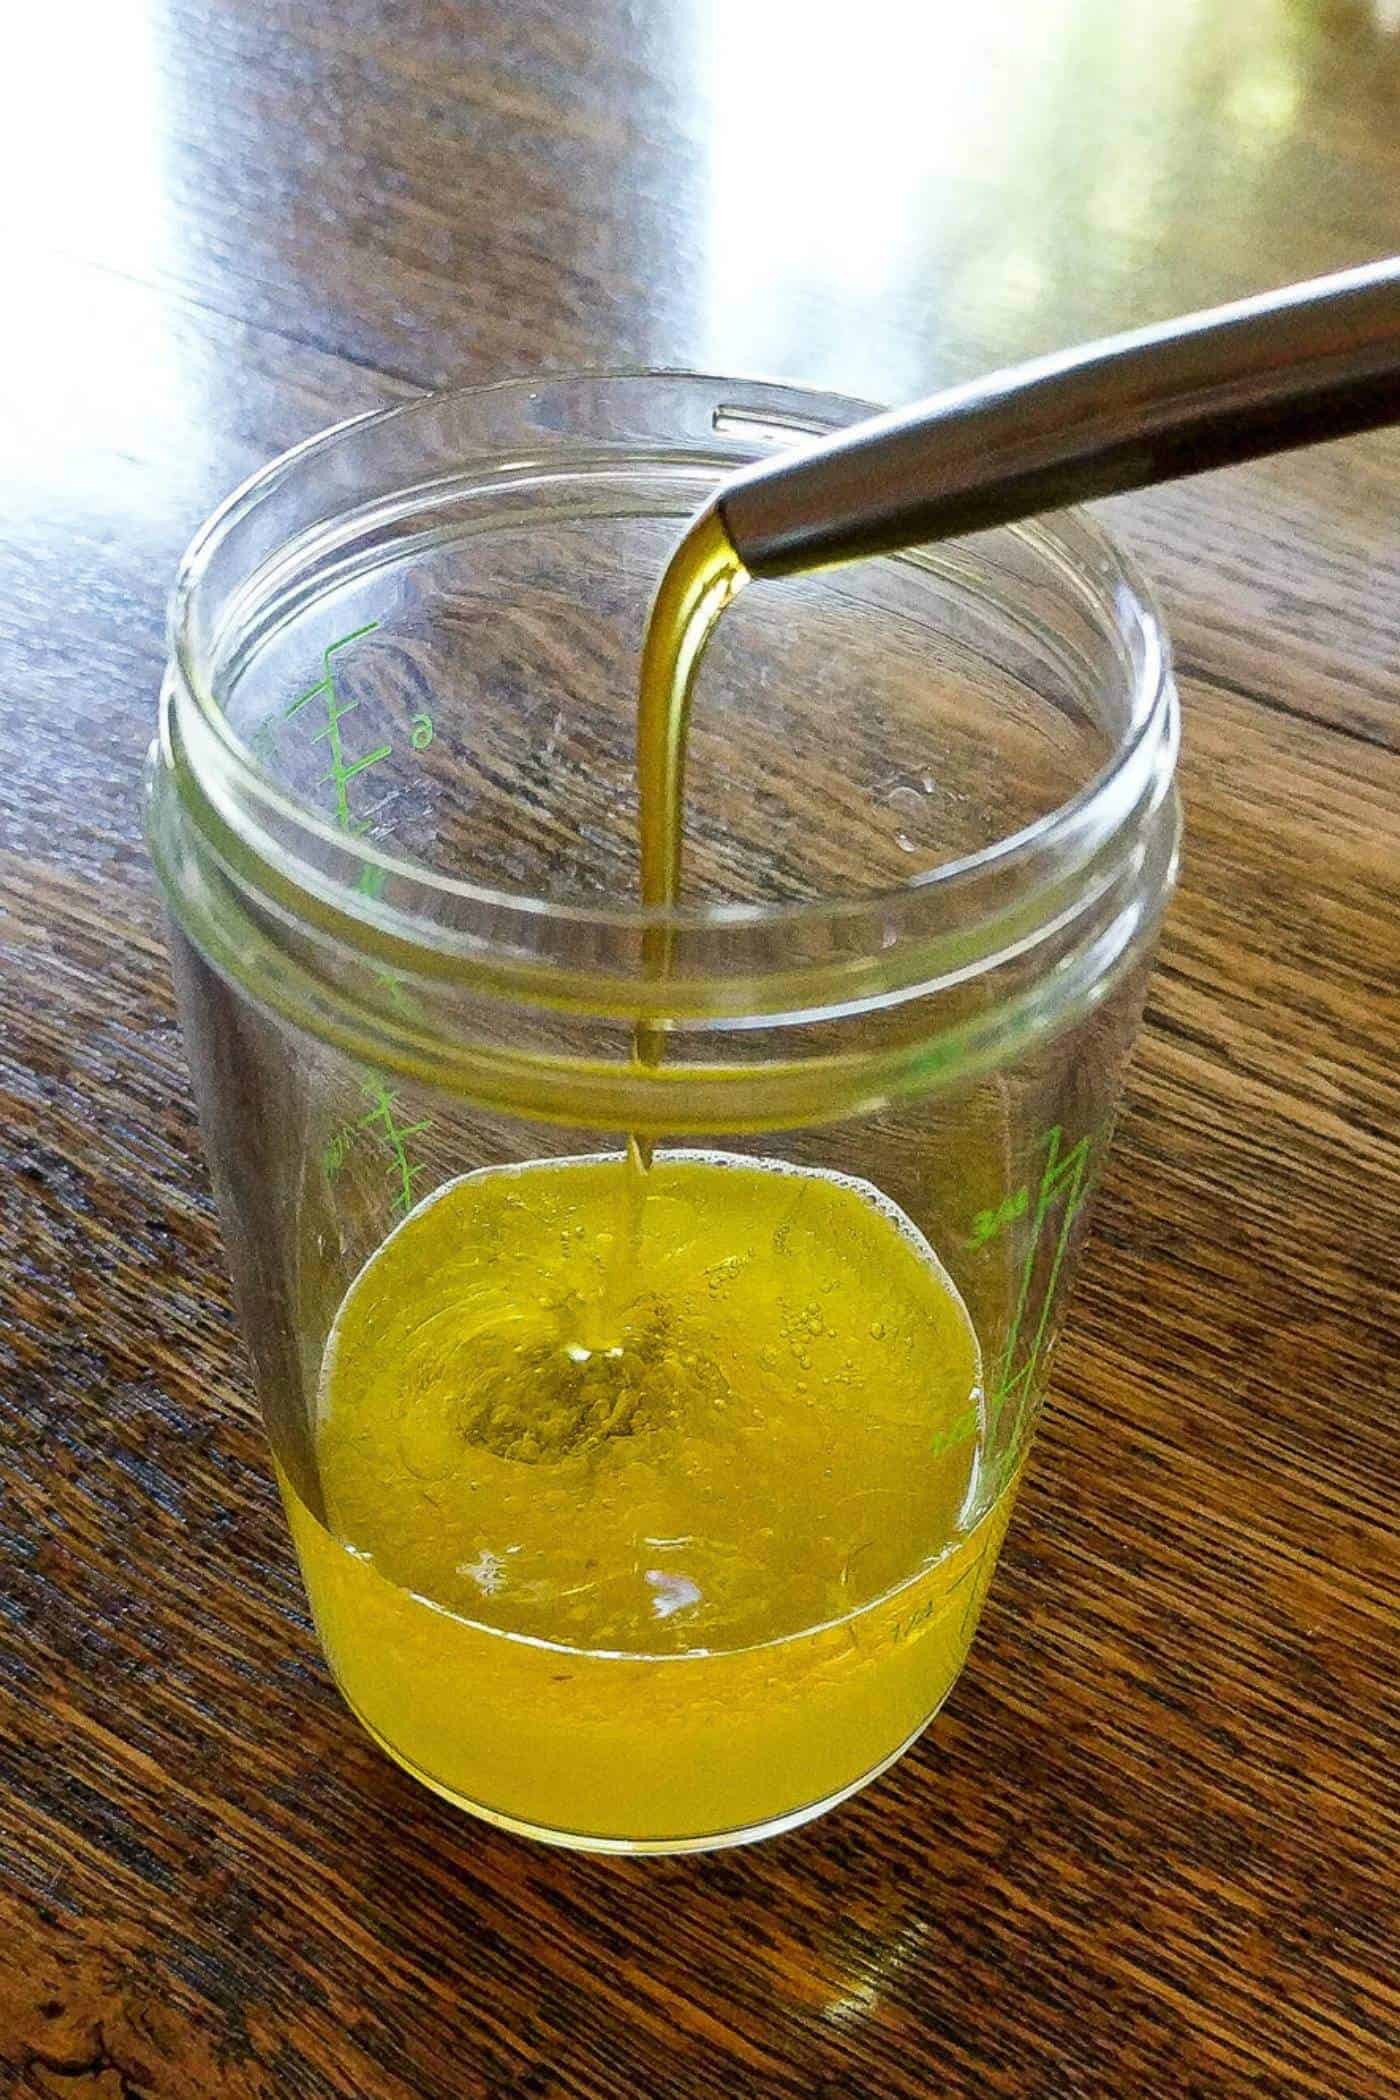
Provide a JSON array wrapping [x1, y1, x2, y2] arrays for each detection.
[[283, 1151, 1013, 1847]]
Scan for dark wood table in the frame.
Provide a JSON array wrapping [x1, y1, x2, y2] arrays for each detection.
[[2, 4, 1397, 2094]]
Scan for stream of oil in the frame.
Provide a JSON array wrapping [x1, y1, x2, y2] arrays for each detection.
[[597, 507, 751, 1336]]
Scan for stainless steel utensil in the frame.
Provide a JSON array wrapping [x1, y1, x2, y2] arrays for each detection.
[[714, 257, 1400, 577]]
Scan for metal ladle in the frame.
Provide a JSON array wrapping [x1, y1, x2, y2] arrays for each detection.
[[709, 256, 1400, 577]]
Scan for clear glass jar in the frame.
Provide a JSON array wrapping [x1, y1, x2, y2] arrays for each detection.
[[147, 372, 1179, 1853]]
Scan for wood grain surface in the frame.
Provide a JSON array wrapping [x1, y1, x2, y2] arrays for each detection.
[[2, 2, 1397, 2095]]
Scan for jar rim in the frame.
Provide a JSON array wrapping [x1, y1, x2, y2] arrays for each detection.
[[160, 368, 1179, 1015]]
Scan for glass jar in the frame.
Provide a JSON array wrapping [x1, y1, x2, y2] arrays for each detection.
[[147, 372, 1179, 1853]]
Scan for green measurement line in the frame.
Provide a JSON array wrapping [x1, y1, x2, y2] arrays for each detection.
[[309, 696, 358, 737], [288, 621, 433, 1217], [334, 743, 393, 782], [372, 966, 415, 1016], [286, 623, 384, 829], [359, 1080, 431, 1215], [991, 1124, 1094, 1414]]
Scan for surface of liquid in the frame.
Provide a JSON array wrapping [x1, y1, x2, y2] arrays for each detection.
[[288, 1152, 1012, 1845]]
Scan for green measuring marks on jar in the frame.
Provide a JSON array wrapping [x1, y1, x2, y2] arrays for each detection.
[[323, 1077, 431, 1218], [278, 621, 435, 1216], [284, 622, 393, 833], [928, 1124, 1098, 1466], [983, 1122, 1096, 1421]]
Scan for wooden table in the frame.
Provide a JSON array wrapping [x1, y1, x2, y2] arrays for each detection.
[[2, 4, 1396, 2094]]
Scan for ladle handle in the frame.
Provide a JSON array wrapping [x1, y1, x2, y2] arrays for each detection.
[[716, 257, 1400, 578]]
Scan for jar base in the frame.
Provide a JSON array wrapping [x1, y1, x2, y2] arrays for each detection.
[[332, 1679, 950, 1855]]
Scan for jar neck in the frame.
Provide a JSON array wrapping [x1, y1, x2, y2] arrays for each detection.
[[152, 374, 1182, 1110], [150, 670, 1179, 1129]]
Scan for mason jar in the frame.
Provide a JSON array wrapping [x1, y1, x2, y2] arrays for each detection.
[[147, 372, 1179, 1852]]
